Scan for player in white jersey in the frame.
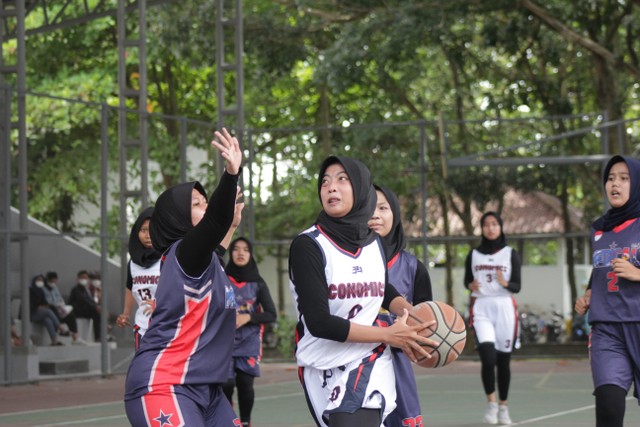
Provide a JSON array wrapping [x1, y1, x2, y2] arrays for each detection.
[[116, 207, 162, 349], [289, 155, 436, 427], [464, 211, 521, 425]]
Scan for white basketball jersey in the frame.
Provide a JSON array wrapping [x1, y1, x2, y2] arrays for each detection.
[[290, 226, 387, 370], [130, 259, 161, 335], [470, 247, 513, 298]]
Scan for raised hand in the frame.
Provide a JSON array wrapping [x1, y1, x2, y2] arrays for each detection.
[[212, 128, 242, 175]]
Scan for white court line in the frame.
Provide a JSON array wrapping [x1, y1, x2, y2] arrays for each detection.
[[10, 391, 306, 427], [33, 414, 127, 427], [508, 397, 635, 425]]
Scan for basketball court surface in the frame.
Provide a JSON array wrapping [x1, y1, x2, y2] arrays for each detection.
[[1, 357, 639, 426]]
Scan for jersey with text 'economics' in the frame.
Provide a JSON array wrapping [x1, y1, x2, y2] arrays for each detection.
[[470, 247, 513, 298], [290, 225, 387, 370], [228, 277, 264, 358], [377, 251, 418, 327], [129, 259, 161, 335], [590, 218, 640, 323], [124, 240, 236, 402]]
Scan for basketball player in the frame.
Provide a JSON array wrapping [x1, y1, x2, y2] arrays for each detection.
[[223, 236, 278, 427], [116, 207, 161, 350], [124, 128, 243, 427], [575, 155, 640, 427], [368, 184, 433, 427], [464, 211, 521, 425], [288, 155, 437, 427]]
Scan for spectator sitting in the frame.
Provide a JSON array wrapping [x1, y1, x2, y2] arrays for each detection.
[[44, 271, 86, 345], [89, 271, 102, 304], [69, 270, 101, 342], [30, 274, 65, 346]]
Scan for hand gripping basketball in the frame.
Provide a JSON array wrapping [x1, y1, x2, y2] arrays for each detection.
[[407, 301, 467, 368]]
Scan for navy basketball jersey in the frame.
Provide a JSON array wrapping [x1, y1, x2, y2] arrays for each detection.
[[228, 277, 263, 357], [124, 240, 236, 403], [377, 251, 418, 327], [590, 218, 640, 322]]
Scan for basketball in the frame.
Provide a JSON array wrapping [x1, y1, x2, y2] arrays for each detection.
[[406, 301, 467, 368]]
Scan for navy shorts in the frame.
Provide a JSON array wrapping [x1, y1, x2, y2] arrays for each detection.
[[125, 383, 240, 426], [590, 322, 640, 402], [228, 355, 261, 378]]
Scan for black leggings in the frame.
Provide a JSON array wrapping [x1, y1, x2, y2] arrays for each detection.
[[595, 384, 626, 427], [222, 370, 255, 424], [478, 342, 511, 401], [329, 408, 381, 427]]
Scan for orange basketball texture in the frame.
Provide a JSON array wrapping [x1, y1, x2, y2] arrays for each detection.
[[407, 301, 467, 368]]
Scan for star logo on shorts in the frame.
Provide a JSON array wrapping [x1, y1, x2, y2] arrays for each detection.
[[154, 409, 173, 427]]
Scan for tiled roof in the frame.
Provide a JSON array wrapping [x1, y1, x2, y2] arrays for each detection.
[[404, 189, 586, 237]]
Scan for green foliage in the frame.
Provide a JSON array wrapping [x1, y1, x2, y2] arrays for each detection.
[[275, 314, 296, 359]]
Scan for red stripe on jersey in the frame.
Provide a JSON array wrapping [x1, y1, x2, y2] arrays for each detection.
[[142, 391, 184, 427], [147, 294, 211, 391], [387, 252, 400, 270], [228, 276, 248, 288]]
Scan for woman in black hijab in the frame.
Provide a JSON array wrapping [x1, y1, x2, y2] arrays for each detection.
[[222, 237, 277, 427], [116, 206, 162, 349], [368, 184, 432, 426], [288, 155, 435, 427], [464, 211, 522, 425], [124, 128, 244, 427]]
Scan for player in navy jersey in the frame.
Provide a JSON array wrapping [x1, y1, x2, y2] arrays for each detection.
[[464, 211, 521, 425], [124, 128, 243, 427], [368, 184, 432, 427], [116, 207, 161, 350], [222, 237, 277, 427], [575, 155, 640, 427], [288, 155, 437, 427]]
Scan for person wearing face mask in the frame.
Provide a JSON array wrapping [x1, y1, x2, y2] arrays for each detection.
[[29, 274, 65, 346], [44, 271, 85, 345], [69, 270, 102, 342], [124, 128, 244, 427], [89, 272, 102, 304], [222, 237, 277, 427]]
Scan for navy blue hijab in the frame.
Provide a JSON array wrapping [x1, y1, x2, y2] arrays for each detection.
[[373, 184, 406, 261], [592, 155, 640, 232]]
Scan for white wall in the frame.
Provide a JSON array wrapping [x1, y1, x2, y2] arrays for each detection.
[[254, 253, 593, 321]]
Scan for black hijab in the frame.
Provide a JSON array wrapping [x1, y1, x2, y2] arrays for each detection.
[[225, 237, 264, 283], [150, 181, 207, 253], [476, 211, 507, 255], [592, 155, 640, 232], [374, 184, 406, 261], [129, 207, 162, 268], [315, 156, 377, 252]]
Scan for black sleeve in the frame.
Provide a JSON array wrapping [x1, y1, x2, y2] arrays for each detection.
[[587, 270, 593, 290], [507, 249, 522, 294], [412, 260, 433, 304], [381, 281, 401, 310], [289, 234, 351, 342], [176, 171, 239, 277], [126, 261, 133, 291], [250, 282, 277, 324], [463, 251, 474, 289]]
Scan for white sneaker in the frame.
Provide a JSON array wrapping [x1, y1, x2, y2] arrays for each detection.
[[498, 404, 512, 425], [72, 338, 88, 345], [484, 402, 498, 424]]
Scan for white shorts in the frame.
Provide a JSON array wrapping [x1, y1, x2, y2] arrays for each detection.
[[471, 296, 519, 353], [300, 345, 396, 427]]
